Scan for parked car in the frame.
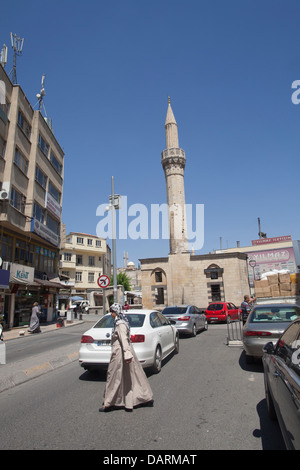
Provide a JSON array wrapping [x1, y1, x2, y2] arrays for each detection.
[[263, 318, 300, 450], [161, 305, 208, 336], [205, 302, 240, 323], [243, 303, 300, 363], [79, 309, 179, 374]]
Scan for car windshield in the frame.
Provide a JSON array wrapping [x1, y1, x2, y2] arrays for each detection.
[[162, 307, 188, 315], [94, 314, 145, 329], [249, 306, 300, 323], [207, 304, 223, 311]]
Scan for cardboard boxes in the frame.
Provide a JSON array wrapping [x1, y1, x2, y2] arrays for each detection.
[[254, 272, 300, 298]]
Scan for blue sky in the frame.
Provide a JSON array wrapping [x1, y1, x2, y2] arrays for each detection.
[[1, 0, 300, 267]]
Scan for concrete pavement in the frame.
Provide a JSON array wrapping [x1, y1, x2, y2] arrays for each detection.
[[0, 315, 100, 393]]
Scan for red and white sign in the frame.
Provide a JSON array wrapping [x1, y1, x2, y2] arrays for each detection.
[[97, 275, 110, 288], [251, 235, 292, 246]]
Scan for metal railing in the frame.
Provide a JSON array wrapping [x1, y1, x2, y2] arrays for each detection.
[[226, 316, 243, 346]]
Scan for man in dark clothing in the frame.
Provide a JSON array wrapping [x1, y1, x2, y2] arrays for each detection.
[[241, 295, 256, 324]]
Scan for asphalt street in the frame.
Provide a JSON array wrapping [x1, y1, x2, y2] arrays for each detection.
[[0, 322, 285, 451]]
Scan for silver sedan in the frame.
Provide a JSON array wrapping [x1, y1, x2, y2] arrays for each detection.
[[161, 305, 208, 336], [243, 303, 300, 363]]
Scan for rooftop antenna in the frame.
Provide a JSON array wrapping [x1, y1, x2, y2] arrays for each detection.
[[258, 217, 267, 239], [0, 45, 7, 68], [34, 74, 53, 131], [9, 33, 24, 84]]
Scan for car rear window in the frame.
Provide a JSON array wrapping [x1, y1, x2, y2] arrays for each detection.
[[162, 307, 188, 315], [207, 304, 223, 311], [94, 314, 145, 328], [249, 306, 300, 323]]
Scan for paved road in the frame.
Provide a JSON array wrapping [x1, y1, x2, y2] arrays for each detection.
[[5, 322, 88, 363], [0, 323, 285, 450]]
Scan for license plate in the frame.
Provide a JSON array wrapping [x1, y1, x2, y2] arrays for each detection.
[[97, 340, 111, 346]]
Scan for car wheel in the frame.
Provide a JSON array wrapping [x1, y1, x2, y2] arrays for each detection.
[[174, 334, 179, 354], [151, 346, 162, 374], [265, 378, 277, 421], [191, 324, 197, 337], [203, 319, 208, 331]]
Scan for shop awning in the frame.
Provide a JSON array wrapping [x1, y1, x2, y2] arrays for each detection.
[[34, 278, 63, 288]]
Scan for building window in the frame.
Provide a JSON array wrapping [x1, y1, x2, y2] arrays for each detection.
[[76, 255, 83, 265], [88, 256, 95, 266], [35, 166, 48, 189], [77, 237, 83, 245], [33, 202, 45, 224], [96, 240, 102, 247], [18, 110, 31, 139], [48, 181, 61, 204], [87, 238, 93, 246], [0, 234, 13, 261], [88, 272, 94, 283], [155, 271, 163, 283], [0, 135, 6, 159], [156, 287, 164, 305], [50, 152, 62, 175], [10, 187, 25, 213], [75, 272, 82, 282], [211, 284, 221, 301], [46, 214, 60, 235], [64, 253, 72, 261], [14, 148, 28, 175], [38, 133, 49, 156]]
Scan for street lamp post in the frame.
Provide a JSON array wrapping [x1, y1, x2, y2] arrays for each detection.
[[108, 176, 121, 304]]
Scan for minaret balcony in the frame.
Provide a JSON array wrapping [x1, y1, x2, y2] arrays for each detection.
[[161, 148, 186, 170]]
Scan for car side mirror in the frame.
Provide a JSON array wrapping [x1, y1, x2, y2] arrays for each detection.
[[263, 341, 275, 355], [169, 319, 176, 325]]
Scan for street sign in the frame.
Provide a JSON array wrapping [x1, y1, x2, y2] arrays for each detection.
[[97, 275, 111, 288]]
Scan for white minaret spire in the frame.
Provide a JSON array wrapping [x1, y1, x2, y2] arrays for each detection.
[[161, 98, 188, 254]]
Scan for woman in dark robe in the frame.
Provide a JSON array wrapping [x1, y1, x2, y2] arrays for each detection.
[[99, 303, 153, 412], [28, 302, 41, 333]]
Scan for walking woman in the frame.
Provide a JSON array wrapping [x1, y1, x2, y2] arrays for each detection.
[[28, 302, 41, 334], [99, 303, 153, 412]]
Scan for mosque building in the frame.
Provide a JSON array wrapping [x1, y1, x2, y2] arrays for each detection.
[[139, 99, 250, 310]]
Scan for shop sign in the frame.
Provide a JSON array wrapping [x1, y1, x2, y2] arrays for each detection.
[[45, 192, 62, 219], [31, 218, 59, 247], [9, 263, 34, 284], [0, 269, 10, 288]]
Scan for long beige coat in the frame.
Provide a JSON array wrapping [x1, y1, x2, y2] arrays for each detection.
[[102, 323, 153, 410]]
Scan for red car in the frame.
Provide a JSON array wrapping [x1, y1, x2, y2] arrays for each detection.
[[205, 302, 240, 323]]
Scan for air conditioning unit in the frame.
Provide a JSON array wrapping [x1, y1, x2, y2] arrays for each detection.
[[0, 189, 9, 200]]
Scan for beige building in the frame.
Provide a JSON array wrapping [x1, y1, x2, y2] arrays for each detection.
[[0, 63, 64, 327], [140, 100, 250, 310], [59, 231, 111, 308]]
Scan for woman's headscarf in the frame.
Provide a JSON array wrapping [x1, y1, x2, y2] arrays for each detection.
[[110, 303, 130, 333]]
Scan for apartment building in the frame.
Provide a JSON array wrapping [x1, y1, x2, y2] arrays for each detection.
[[0, 64, 64, 327], [59, 231, 111, 307]]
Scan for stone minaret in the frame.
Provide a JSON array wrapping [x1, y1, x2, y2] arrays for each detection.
[[161, 98, 188, 254]]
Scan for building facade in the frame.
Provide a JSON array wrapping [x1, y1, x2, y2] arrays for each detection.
[[59, 231, 111, 308], [0, 63, 64, 327], [140, 100, 250, 310]]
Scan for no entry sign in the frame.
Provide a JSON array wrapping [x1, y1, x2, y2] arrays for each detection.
[[97, 275, 111, 288]]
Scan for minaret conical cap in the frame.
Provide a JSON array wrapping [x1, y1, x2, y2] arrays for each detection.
[[165, 97, 177, 126]]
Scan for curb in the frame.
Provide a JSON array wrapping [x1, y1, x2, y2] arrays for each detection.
[[0, 349, 79, 393]]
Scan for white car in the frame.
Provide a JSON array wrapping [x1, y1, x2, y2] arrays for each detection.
[[79, 309, 179, 374]]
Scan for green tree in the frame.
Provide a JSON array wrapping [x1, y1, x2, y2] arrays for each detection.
[[111, 272, 132, 292]]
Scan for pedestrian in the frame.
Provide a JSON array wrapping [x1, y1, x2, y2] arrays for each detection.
[[123, 301, 130, 311], [99, 303, 153, 412], [28, 302, 41, 333], [241, 295, 256, 324]]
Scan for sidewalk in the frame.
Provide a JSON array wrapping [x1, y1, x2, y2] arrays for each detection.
[[0, 318, 87, 394]]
